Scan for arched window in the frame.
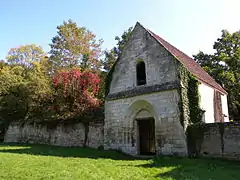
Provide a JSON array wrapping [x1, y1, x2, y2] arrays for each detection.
[[136, 61, 146, 85]]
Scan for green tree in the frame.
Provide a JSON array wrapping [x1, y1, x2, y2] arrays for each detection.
[[0, 63, 53, 121], [193, 30, 240, 121], [0, 46, 53, 127], [25, 61, 54, 120], [0, 65, 28, 133], [49, 19, 103, 70], [0, 60, 7, 69], [6, 44, 46, 66]]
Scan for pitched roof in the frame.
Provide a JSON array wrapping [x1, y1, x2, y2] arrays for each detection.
[[145, 28, 227, 94]]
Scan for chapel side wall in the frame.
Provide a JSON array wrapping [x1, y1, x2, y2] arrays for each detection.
[[104, 90, 187, 156], [198, 83, 215, 123], [109, 23, 179, 94], [221, 94, 229, 122]]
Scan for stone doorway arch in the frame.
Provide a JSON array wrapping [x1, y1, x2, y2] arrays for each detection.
[[125, 99, 158, 155]]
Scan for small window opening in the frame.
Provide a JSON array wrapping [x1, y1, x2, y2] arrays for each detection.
[[136, 61, 146, 85]]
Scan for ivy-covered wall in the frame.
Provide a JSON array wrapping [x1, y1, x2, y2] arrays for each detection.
[[178, 64, 190, 129], [177, 62, 207, 156], [177, 63, 204, 130]]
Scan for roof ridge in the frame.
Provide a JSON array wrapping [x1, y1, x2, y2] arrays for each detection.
[[145, 28, 227, 94]]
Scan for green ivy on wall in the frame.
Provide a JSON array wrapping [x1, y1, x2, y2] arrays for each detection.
[[178, 63, 206, 157], [178, 63, 204, 128], [178, 64, 190, 129], [188, 75, 205, 124]]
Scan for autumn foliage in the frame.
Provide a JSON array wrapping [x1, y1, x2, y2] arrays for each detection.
[[49, 19, 103, 70], [53, 69, 100, 112], [0, 20, 105, 129]]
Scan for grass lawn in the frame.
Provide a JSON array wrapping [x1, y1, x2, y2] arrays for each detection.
[[0, 144, 239, 180]]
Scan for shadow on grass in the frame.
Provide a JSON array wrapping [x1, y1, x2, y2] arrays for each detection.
[[133, 156, 240, 180], [0, 143, 137, 160], [1, 144, 240, 179]]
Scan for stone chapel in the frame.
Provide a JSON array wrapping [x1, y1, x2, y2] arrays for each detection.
[[104, 22, 229, 156]]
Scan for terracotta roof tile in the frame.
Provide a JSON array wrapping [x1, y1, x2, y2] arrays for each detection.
[[146, 29, 227, 94]]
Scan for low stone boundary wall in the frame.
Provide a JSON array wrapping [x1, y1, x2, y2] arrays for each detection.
[[5, 121, 240, 159], [187, 122, 240, 160], [4, 122, 104, 149]]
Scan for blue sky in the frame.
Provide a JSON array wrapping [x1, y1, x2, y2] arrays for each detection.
[[0, 0, 240, 60]]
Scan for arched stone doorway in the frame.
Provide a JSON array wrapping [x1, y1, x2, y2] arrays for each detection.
[[126, 99, 158, 155]]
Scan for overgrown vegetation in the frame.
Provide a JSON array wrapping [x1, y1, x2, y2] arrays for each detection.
[[188, 75, 205, 124], [193, 30, 240, 121], [0, 144, 239, 180], [0, 21, 134, 135], [178, 64, 190, 128], [178, 64, 206, 155], [185, 30, 240, 156], [178, 64, 204, 129], [0, 20, 105, 133]]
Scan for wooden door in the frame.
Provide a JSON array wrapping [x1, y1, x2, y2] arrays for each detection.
[[138, 118, 156, 155]]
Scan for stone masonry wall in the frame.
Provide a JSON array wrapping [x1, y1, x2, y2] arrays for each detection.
[[104, 90, 188, 156], [104, 23, 187, 156], [190, 122, 240, 160], [109, 23, 179, 94], [4, 122, 103, 149]]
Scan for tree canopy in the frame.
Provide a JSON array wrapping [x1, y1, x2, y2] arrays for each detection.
[[0, 20, 104, 135], [6, 44, 46, 66], [193, 30, 240, 121], [49, 19, 103, 71]]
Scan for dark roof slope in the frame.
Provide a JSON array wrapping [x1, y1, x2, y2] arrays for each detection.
[[146, 29, 227, 94]]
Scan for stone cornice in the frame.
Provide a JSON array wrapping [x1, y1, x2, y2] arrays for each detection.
[[106, 81, 180, 101]]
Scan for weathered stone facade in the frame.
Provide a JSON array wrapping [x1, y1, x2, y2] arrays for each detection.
[[105, 91, 187, 155], [4, 122, 103, 149], [109, 24, 179, 95], [104, 23, 188, 156]]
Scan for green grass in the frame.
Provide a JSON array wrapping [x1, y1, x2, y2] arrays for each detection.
[[0, 144, 239, 180]]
